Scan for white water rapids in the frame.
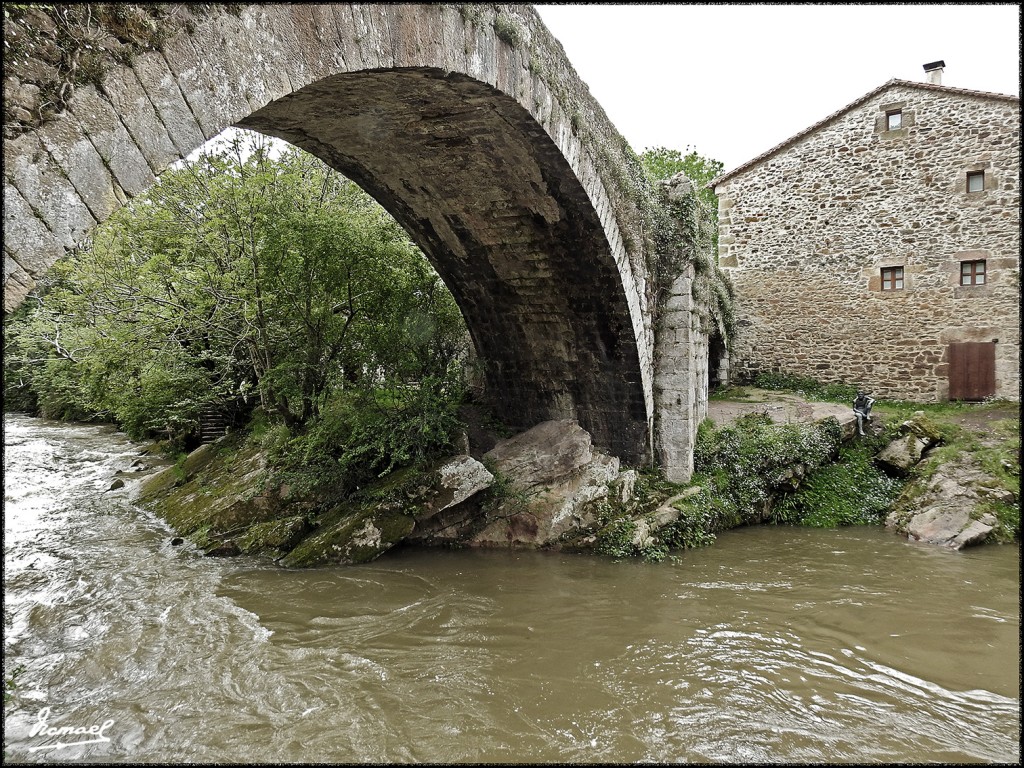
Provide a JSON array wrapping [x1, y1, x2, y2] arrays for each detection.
[[3, 414, 1019, 763]]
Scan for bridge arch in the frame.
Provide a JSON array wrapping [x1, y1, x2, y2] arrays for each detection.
[[5, 4, 706, 474]]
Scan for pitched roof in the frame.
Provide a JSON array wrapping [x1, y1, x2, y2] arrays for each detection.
[[711, 79, 1020, 188]]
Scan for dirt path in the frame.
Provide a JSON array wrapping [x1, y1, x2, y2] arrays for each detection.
[[708, 390, 1018, 448], [939, 402, 1020, 449], [707, 388, 856, 431]]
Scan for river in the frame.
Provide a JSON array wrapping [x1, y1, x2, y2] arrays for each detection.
[[3, 413, 1019, 763]]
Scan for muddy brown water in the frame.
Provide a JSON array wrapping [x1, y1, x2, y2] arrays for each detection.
[[3, 414, 1019, 763]]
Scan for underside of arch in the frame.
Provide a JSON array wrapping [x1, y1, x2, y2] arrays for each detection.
[[237, 68, 649, 462]]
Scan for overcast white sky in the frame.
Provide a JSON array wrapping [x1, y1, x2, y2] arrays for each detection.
[[533, 4, 1021, 172]]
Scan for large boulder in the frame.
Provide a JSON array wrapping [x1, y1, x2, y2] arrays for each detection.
[[280, 455, 493, 566], [406, 455, 494, 523], [483, 418, 597, 487], [886, 454, 1010, 550], [279, 501, 416, 566], [903, 507, 997, 550], [875, 412, 943, 477], [468, 419, 621, 547], [875, 433, 930, 476]]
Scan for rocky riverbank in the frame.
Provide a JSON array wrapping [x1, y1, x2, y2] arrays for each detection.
[[127, 394, 1019, 565], [705, 389, 1019, 550], [133, 418, 631, 564], [882, 404, 1019, 548]]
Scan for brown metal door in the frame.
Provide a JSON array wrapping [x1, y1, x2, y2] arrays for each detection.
[[948, 342, 996, 400]]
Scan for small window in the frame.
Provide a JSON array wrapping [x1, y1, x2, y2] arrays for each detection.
[[886, 110, 902, 130], [881, 266, 904, 291], [967, 171, 985, 193], [960, 260, 986, 286]]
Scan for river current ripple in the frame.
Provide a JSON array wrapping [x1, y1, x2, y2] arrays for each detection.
[[3, 413, 1020, 763]]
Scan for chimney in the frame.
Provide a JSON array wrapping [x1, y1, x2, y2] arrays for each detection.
[[923, 60, 945, 86]]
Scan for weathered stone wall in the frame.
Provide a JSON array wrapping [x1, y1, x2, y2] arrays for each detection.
[[3, 3, 711, 480], [715, 81, 1020, 402], [652, 174, 719, 481]]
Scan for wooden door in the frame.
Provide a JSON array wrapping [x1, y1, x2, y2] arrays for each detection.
[[948, 342, 996, 400]]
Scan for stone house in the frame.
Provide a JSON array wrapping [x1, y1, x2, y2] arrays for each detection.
[[713, 62, 1020, 402]]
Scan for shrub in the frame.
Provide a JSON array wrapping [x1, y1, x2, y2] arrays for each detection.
[[266, 377, 466, 502], [772, 443, 903, 527], [648, 414, 847, 554]]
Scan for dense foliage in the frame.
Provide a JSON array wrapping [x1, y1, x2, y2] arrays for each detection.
[[690, 413, 844, 520], [595, 413, 846, 561], [771, 442, 903, 527], [639, 145, 724, 212], [3, 133, 470, 480], [639, 145, 728, 314]]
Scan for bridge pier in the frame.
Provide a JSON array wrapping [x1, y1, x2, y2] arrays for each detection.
[[654, 264, 708, 482], [651, 174, 722, 483]]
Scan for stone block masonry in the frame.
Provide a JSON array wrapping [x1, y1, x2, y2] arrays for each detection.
[[3, 3, 721, 482], [715, 80, 1019, 402]]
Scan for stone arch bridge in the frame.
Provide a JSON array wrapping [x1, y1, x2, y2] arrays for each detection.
[[3, 3, 714, 481]]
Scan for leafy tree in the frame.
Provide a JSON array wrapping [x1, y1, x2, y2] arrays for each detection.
[[4, 131, 470, 461], [639, 145, 724, 213]]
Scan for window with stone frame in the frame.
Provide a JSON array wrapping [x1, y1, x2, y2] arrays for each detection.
[[876, 102, 913, 134], [967, 170, 985, 193], [881, 266, 904, 291], [960, 259, 986, 286]]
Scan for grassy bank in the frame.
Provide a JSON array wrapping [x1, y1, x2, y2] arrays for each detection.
[[135, 378, 1019, 563], [588, 381, 1019, 561], [739, 375, 1019, 543]]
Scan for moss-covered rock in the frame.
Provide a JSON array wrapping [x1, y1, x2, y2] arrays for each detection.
[[280, 455, 492, 566], [137, 443, 214, 499], [358, 455, 493, 522], [279, 502, 415, 567], [875, 434, 929, 476], [874, 411, 944, 477], [136, 433, 287, 548], [901, 411, 945, 444], [138, 429, 494, 566], [886, 453, 1017, 548], [238, 515, 310, 556]]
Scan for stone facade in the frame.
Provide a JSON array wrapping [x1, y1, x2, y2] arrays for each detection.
[[715, 78, 1020, 402]]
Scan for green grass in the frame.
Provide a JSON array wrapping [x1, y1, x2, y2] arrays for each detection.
[[772, 442, 903, 527], [752, 371, 859, 403]]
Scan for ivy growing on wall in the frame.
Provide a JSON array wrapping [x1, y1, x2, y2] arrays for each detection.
[[492, 12, 524, 47], [652, 173, 736, 344]]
